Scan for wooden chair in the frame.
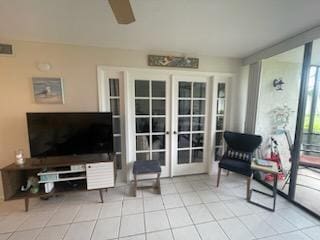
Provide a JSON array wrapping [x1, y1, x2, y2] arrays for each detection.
[[216, 131, 262, 200]]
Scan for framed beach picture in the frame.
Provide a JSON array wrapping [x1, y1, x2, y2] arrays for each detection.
[[32, 77, 64, 104]]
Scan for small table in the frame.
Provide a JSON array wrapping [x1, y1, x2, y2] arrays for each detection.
[[248, 160, 279, 211]]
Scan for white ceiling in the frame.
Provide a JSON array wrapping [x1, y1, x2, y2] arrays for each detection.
[[1, 0, 320, 58]]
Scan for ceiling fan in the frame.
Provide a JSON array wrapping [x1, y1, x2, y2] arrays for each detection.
[[108, 0, 135, 24]]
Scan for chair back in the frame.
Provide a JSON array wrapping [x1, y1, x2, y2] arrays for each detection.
[[224, 131, 262, 153]]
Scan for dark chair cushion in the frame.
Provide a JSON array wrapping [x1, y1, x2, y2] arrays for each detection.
[[133, 160, 161, 175], [219, 158, 252, 177]]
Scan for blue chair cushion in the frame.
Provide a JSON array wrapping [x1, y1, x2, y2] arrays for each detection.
[[219, 158, 252, 177], [133, 160, 161, 175]]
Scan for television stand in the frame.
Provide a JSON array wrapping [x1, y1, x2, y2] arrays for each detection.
[[1, 153, 116, 211]]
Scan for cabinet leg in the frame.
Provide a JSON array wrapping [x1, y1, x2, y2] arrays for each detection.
[[99, 189, 104, 203], [24, 197, 29, 212]]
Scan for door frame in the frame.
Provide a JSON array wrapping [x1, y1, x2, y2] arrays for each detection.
[[97, 66, 234, 182]]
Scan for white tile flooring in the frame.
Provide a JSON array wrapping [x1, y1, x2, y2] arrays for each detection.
[[0, 173, 319, 240]]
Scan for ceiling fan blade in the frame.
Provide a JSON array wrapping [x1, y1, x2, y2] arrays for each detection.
[[108, 0, 135, 24]]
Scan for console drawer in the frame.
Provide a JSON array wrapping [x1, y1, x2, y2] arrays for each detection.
[[86, 162, 114, 190]]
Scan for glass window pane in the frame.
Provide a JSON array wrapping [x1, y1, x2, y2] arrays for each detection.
[[178, 134, 190, 148], [193, 100, 205, 115], [193, 82, 206, 98], [136, 136, 150, 151], [215, 147, 223, 161], [109, 78, 119, 96], [217, 99, 225, 114], [110, 99, 120, 115], [115, 153, 122, 169], [192, 117, 204, 131], [152, 118, 165, 132], [114, 136, 121, 152], [152, 135, 165, 150], [218, 83, 226, 98], [215, 132, 223, 146], [152, 100, 165, 115], [136, 118, 150, 133], [112, 118, 120, 134], [136, 152, 150, 161], [152, 151, 165, 166], [192, 149, 203, 163], [152, 81, 165, 97], [135, 99, 149, 115], [216, 116, 224, 130], [178, 150, 190, 164], [179, 82, 191, 97], [179, 100, 191, 115], [135, 80, 149, 97], [178, 117, 190, 132], [192, 133, 204, 147]]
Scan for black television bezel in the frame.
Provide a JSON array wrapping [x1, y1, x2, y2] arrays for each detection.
[[26, 112, 114, 158]]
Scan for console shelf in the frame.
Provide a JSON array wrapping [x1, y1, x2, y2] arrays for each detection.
[[1, 153, 116, 211]]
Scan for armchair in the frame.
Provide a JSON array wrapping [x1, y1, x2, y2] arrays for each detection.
[[216, 131, 262, 200]]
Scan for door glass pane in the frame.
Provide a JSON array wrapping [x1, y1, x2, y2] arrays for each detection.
[[179, 82, 191, 97], [152, 135, 165, 149], [193, 100, 205, 115], [192, 149, 203, 162], [152, 81, 165, 97], [136, 136, 150, 150], [109, 78, 119, 96], [136, 118, 149, 133], [192, 133, 203, 147], [216, 132, 223, 146], [192, 117, 204, 131], [152, 100, 165, 115], [218, 83, 226, 98], [152, 118, 165, 132], [217, 99, 225, 114], [136, 152, 150, 161], [255, 45, 304, 197], [152, 152, 165, 166], [115, 153, 122, 169], [178, 150, 190, 164], [179, 100, 191, 115], [112, 118, 120, 134], [110, 99, 120, 115], [135, 99, 149, 115], [193, 83, 206, 98], [114, 136, 121, 152], [215, 147, 223, 161], [135, 80, 149, 97], [216, 116, 224, 130], [178, 134, 190, 148], [178, 117, 190, 132]]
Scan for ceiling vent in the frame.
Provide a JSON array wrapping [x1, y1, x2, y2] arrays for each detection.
[[0, 43, 13, 55]]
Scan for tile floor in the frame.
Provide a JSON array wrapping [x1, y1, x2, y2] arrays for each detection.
[[0, 173, 319, 240]]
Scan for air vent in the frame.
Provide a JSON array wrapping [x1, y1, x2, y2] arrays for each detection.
[[0, 43, 13, 55]]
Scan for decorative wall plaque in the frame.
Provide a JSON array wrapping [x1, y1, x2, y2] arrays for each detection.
[[148, 55, 199, 69]]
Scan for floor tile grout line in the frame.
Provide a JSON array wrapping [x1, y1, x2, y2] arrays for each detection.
[[88, 198, 104, 240]]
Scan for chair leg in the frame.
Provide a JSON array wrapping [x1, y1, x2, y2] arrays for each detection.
[[133, 174, 137, 197], [246, 176, 251, 201], [217, 168, 222, 187], [156, 173, 161, 194]]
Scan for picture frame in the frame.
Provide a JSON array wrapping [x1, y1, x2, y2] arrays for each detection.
[[32, 77, 64, 104]]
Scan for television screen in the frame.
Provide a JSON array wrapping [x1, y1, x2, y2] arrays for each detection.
[[27, 112, 113, 158]]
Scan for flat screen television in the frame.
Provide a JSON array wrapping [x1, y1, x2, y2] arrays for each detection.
[[27, 112, 113, 158]]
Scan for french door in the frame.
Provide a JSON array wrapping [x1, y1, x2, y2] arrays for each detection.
[[130, 72, 171, 177], [171, 76, 209, 176], [130, 73, 209, 177]]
